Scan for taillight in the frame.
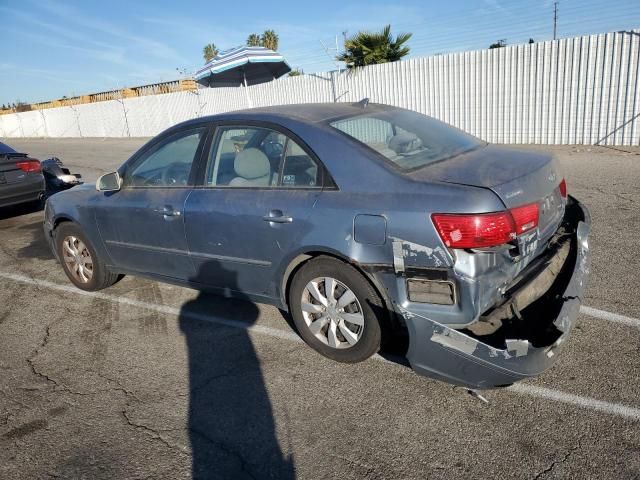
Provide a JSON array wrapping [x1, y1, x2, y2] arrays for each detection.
[[510, 202, 539, 234], [16, 159, 41, 173], [432, 202, 539, 249], [559, 178, 567, 198], [431, 212, 516, 249]]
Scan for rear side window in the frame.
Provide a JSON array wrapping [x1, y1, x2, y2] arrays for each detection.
[[330, 109, 483, 171], [206, 125, 322, 188], [281, 140, 319, 188]]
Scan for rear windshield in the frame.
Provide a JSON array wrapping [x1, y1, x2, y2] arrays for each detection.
[[330, 109, 483, 170], [0, 142, 18, 155]]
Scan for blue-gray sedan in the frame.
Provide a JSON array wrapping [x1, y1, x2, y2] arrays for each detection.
[[43, 102, 591, 389]]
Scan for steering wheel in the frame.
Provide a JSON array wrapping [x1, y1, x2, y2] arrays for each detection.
[[263, 141, 284, 158], [162, 162, 190, 186]]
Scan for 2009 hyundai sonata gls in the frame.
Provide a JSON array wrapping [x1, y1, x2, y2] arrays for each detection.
[[44, 102, 591, 389]]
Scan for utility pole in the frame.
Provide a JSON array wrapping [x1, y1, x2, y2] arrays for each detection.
[[553, 1, 559, 40], [319, 38, 342, 72]]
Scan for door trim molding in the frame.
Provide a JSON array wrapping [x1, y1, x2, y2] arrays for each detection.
[[105, 240, 191, 257], [190, 250, 271, 267], [105, 240, 272, 267]]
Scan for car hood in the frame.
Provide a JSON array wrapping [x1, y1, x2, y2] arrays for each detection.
[[71, 182, 96, 191]]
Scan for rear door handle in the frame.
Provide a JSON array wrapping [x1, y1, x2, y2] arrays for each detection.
[[263, 210, 293, 224]]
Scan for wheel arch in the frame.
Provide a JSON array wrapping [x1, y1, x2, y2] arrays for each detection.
[[52, 214, 75, 230], [279, 248, 397, 330], [50, 213, 114, 269]]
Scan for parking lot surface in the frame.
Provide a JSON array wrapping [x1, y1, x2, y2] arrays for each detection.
[[1, 138, 639, 479]]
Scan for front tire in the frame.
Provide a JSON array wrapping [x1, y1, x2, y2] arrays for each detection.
[[54, 223, 120, 291], [289, 256, 384, 363]]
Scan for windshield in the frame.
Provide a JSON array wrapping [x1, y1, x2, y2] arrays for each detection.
[[330, 109, 483, 170], [0, 142, 18, 155]]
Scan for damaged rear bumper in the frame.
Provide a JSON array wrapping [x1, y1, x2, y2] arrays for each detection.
[[401, 198, 591, 389]]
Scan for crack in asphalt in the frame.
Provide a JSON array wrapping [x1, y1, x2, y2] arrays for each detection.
[[112, 367, 265, 479], [89, 369, 141, 402], [189, 426, 260, 480], [329, 453, 377, 478], [121, 408, 188, 456], [23, 316, 189, 458], [25, 319, 96, 397], [531, 441, 581, 479], [26, 323, 77, 394]]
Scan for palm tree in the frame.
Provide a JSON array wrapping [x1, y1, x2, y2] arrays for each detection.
[[202, 43, 218, 63], [261, 30, 279, 51], [337, 25, 411, 69], [288, 68, 303, 76], [247, 33, 261, 47]]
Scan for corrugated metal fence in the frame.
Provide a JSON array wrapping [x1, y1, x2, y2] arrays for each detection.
[[1, 29, 639, 145]]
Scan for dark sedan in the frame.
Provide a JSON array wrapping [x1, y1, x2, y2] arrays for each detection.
[[43, 102, 591, 389], [0, 141, 45, 208]]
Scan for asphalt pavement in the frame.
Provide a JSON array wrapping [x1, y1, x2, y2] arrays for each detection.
[[1, 138, 639, 479]]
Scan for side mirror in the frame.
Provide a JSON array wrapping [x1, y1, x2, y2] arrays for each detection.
[[96, 171, 122, 192]]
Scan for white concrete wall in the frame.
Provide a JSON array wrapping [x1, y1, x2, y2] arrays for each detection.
[[1, 29, 639, 145]]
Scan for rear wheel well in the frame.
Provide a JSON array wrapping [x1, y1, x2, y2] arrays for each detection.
[[282, 251, 398, 332]]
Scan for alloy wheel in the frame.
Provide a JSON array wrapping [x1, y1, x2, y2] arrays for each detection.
[[301, 276, 364, 349], [62, 236, 93, 284]]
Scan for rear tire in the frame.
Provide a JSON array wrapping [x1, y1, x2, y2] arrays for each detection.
[[288, 256, 384, 363], [54, 223, 120, 291]]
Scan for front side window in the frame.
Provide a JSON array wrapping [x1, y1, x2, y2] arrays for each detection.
[[330, 110, 483, 171], [124, 128, 206, 187], [206, 126, 322, 188]]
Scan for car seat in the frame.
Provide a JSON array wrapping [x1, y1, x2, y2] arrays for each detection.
[[229, 148, 272, 186]]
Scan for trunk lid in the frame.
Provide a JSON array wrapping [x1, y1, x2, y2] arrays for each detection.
[[413, 145, 566, 244], [0, 153, 32, 185]]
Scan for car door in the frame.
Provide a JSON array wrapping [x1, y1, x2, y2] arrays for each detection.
[[184, 124, 326, 300], [94, 125, 209, 279]]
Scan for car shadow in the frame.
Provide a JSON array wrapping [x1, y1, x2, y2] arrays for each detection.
[[16, 219, 55, 260], [0, 200, 42, 221], [179, 260, 296, 479]]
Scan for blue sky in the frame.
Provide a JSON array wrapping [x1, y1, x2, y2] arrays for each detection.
[[1, 0, 638, 105]]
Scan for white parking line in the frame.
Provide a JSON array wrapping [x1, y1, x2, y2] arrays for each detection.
[[580, 305, 640, 328], [1, 270, 639, 421], [508, 384, 640, 420]]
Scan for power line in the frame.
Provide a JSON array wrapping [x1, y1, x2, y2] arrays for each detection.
[[281, 3, 638, 66], [288, 16, 639, 73], [281, 0, 630, 60], [283, 10, 639, 71]]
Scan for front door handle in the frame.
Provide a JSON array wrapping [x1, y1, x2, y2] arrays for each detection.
[[154, 206, 181, 217], [263, 210, 293, 224]]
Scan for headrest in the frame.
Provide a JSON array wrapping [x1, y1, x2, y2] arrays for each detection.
[[234, 148, 270, 179], [220, 139, 237, 155], [388, 131, 423, 154]]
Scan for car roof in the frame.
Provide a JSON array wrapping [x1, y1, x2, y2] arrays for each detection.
[[180, 102, 401, 128]]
